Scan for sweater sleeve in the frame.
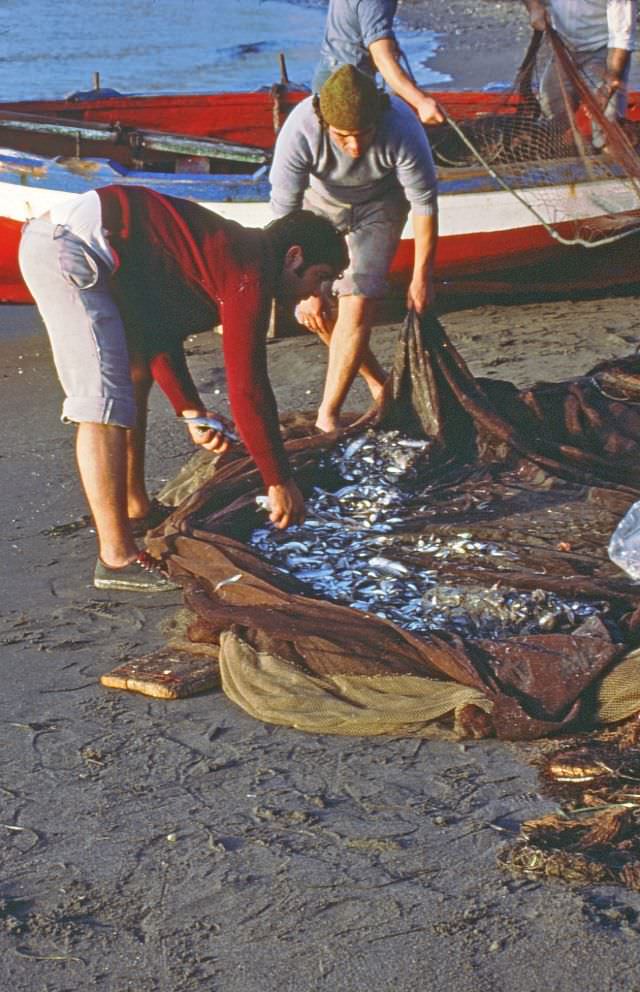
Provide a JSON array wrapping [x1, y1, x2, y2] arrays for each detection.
[[607, 0, 637, 50], [269, 101, 315, 217], [389, 102, 438, 215], [149, 346, 204, 414], [220, 276, 291, 487]]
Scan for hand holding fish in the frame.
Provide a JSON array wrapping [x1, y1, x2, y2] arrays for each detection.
[[268, 479, 305, 529], [181, 409, 238, 453]]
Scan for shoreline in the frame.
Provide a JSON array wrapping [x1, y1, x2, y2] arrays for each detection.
[[399, 0, 531, 91], [398, 0, 640, 90]]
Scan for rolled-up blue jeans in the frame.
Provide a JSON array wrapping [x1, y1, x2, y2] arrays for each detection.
[[18, 217, 136, 428]]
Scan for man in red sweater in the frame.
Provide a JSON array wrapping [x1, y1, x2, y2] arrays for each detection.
[[19, 185, 348, 591]]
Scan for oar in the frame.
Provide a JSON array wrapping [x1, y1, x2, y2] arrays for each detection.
[[0, 109, 270, 165]]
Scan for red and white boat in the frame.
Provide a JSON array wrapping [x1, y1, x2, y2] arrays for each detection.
[[1, 86, 640, 304]]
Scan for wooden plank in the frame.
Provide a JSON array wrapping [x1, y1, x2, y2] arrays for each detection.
[[101, 648, 219, 699]]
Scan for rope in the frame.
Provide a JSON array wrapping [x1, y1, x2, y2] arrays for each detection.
[[590, 375, 640, 405], [401, 26, 640, 250], [440, 107, 640, 249]]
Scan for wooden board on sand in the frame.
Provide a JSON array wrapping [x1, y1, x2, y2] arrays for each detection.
[[101, 648, 219, 699]]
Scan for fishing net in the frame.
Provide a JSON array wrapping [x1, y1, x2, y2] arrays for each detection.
[[499, 712, 640, 891], [145, 309, 640, 741], [429, 26, 640, 249]]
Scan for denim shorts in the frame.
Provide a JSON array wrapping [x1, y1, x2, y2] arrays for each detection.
[[18, 217, 136, 428], [303, 186, 409, 298]]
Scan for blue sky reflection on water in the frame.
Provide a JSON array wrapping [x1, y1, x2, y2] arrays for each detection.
[[0, 0, 447, 99]]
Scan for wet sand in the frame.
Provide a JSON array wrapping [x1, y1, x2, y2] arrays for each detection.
[[4, 292, 640, 989], [401, 0, 533, 90], [3, 5, 640, 989]]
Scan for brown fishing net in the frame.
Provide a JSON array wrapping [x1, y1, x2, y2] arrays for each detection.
[[147, 310, 640, 740], [429, 26, 640, 248], [499, 713, 640, 891]]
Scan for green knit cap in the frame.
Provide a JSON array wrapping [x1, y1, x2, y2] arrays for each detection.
[[318, 65, 381, 131]]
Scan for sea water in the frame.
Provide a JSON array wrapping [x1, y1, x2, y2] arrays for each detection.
[[0, 0, 446, 99], [0, 0, 445, 339]]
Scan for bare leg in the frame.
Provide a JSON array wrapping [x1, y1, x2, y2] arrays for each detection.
[[316, 295, 385, 432], [126, 358, 153, 520], [312, 319, 386, 388], [76, 422, 138, 568]]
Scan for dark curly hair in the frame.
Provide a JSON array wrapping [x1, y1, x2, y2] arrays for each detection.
[[265, 209, 349, 276]]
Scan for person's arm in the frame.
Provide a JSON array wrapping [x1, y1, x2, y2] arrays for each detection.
[[221, 274, 305, 528], [268, 102, 314, 217], [390, 103, 438, 312], [149, 348, 231, 454], [368, 37, 444, 125], [602, 47, 632, 99], [148, 347, 204, 415], [605, 0, 637, 86], [598, 1, 637, 108], [407, 211, 438, 313], [524, 0, 549, 32]]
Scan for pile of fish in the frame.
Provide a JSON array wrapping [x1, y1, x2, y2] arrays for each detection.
[[422, 582, 597, 639], [249, 430, 602, 640]]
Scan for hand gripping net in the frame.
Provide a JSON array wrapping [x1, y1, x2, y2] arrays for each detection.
[[429, 27, 640, 249]]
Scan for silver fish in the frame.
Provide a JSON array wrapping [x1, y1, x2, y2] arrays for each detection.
[[247, 428, 603, 640], [213, 573, 242, 592], [181, 415, 239, 443]]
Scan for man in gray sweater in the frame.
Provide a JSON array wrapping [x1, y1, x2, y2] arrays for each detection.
[[269, 65, 438, 433]]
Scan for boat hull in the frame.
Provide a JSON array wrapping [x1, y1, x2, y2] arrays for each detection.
[[2, 88, 640, 303], [3, 203, 639, 305]]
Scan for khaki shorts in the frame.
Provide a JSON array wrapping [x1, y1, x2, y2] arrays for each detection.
[[18, 217, 136, 428], [303, 186, 409, 298]]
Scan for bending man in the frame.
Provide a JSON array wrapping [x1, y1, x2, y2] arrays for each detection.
[[269, 64, 438, 433], [19, 186, 347, 591]]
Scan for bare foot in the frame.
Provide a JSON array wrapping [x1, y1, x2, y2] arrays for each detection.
[[315, 411, 341, 433]]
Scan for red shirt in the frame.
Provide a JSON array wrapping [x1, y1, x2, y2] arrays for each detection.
[[97, 184, 291, 487]]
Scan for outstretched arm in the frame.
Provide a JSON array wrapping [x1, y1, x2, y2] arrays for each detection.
[[407, 211, 438, 314], [600, 47, 632, 106], [369, 37, 444, 124], [221, 276, 305, 527], [149, 346, 203, 414], [149, 348, 230, 454]]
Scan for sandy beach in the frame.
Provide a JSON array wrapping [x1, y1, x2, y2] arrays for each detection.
[[3, 3, 640, 989]]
